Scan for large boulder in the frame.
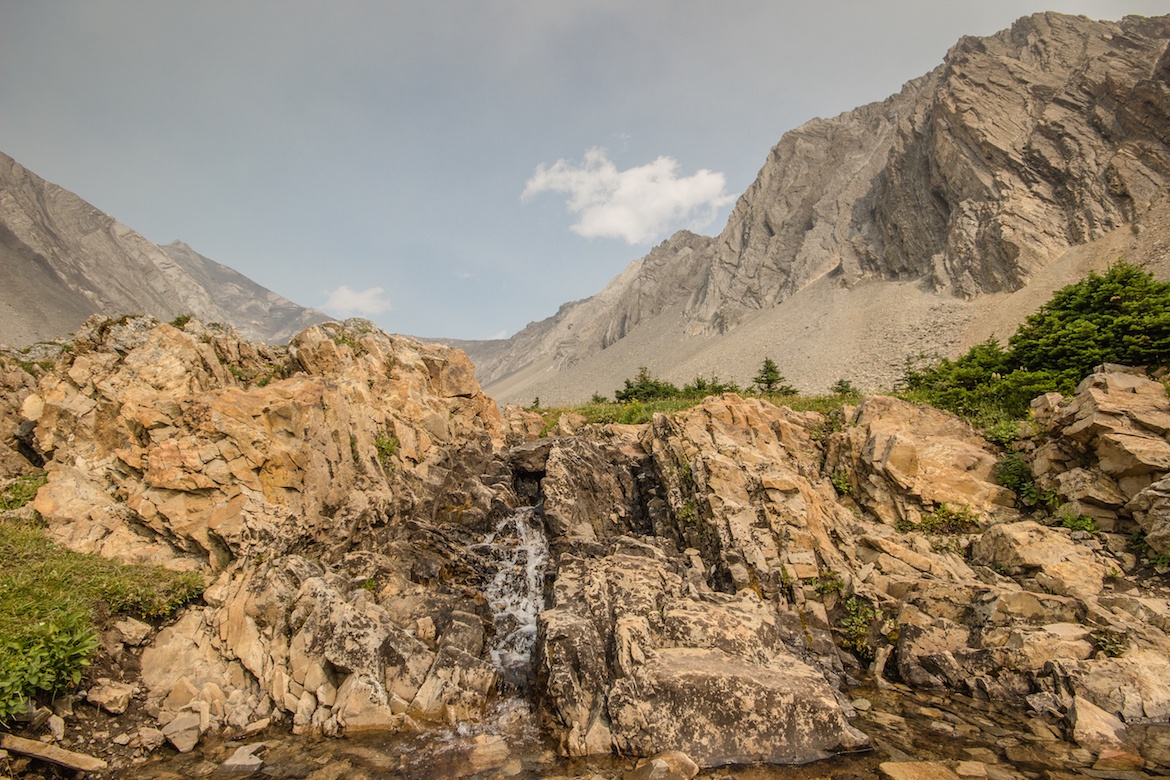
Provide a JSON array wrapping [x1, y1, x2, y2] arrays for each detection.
[[537, 541, 867, 766], [825, 396, 1015, 527]]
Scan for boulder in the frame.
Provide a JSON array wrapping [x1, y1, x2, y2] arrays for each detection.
[[86, 678, 135, 715], [537, 542, 867, 766], [1069, 695, 1128, 753], [970, 521, 1107, 600]]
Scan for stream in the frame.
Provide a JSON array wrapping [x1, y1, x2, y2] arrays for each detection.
[[122, 507, 1170, 779]]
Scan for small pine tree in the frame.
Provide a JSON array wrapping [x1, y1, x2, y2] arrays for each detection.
[[832, 379, 858, 395], [754, 358, 781, 391], [754, 357, 795, 395]]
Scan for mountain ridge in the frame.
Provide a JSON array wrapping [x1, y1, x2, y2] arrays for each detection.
[[0, 151, 330, 347], [465, 12, 1170, 405]]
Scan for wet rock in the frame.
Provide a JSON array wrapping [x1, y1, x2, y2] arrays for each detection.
[[608, 647, 867, 766], [0, 734, 108, 773], [627, 750, 700, 779], [219, 742, 267, 773], [538, 539, 867, 766], [161, 711, 204, 753]]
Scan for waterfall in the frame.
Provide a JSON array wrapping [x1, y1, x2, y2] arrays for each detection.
[[481, 506, 549, 691]]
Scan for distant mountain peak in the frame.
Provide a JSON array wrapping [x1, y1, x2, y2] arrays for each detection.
[[0, 152, 331, 346]]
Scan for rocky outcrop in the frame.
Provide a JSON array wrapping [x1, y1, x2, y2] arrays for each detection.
[[467, 13, 1170, 404], [10, 314, 1170, 774], [16, 316, 514, 750], [527, 376, 1170, 771], [0, 151, 330, 347]]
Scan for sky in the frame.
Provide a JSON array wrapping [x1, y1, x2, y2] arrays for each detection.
[[3, 2, 1168, 340]]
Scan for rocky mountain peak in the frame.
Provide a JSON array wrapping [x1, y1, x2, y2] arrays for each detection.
[[467, 12, 1170, 405]]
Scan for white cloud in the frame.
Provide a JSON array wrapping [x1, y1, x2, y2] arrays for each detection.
[[322, 285, 391, 317], [522, 148, 734, 245]]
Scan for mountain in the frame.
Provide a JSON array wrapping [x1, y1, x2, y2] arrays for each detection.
[[467, 13, 1170, 405], [0, 151, 330, 346]]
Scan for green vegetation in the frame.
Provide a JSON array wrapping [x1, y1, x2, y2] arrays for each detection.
[[830, 469, 852, 497], [895, 502, 981, 535], [170, 313, 193, 329], [902, 262, 1170, 421], [1059, 512, 1098, 534], [839, 595, 879, 661], [807, 569, 844, 595], [615, 367, 685, 403], [1130, 531, 1170, 568], [375, 434, 399, 468], [831, 379, 858, 395], [753, 357, 796, 395], [1090, 628, 1129, 658], [0, 483, 204, 720], [0, 474, 47, 511], [995, 452, 1057, 511]]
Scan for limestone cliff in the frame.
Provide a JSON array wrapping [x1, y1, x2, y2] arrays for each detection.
[[0, 151, 331, 347], [469, 13, 1170, 404]]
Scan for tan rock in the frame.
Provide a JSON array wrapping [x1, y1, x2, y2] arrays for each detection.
[[879, 761, 962, 780], [1069, 695, 1127, 753], [86, 678, 135, 715], [971, 521, 1107, 600]]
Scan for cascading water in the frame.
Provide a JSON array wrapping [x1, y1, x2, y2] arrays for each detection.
[[480, 506, 550, 692]]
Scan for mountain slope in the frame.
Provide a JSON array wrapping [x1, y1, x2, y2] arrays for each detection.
[[468, 12, 1170, 405], [0, 152, 330, 346]]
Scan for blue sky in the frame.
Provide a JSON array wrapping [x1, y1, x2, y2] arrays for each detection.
[[3, 1, 1167, 339]]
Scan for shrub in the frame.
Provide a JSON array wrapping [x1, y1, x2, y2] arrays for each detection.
[[839, 596, 879, 661], [615, 367, 681, 403], [902, 262, 1170, 420], [753, 357, 796, 395], [1059, 512, 1098, 534], [995, 453, 1057, 510], [897, 503, 981, 535], [0, 513, 204, 720], [681, 374, 741, 397], [374, 434, 399, 468], [831, 379, 858, 395]]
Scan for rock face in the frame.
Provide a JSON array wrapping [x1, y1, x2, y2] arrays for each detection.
[[0, 151, 331, 347], [18, 316, 512, 743], [10, 314, 1170, 772], [467, 13, 1170, 404]]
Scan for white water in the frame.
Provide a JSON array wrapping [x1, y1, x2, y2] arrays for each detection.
[[480, 506, 550, 690]]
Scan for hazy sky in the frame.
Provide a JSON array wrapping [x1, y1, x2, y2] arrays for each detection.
[[3, 2, 1167, 339]]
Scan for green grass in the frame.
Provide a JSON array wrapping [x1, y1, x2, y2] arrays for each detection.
[[0, 485, 205, 720], [531, 390, 864, 431]]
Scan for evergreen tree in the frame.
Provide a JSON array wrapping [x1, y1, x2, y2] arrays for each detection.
[[903, 262, 1170, 419], [753, 357, 795, 395]]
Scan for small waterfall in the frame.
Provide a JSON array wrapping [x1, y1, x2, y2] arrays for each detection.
[[480, 506, 549, 691]]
